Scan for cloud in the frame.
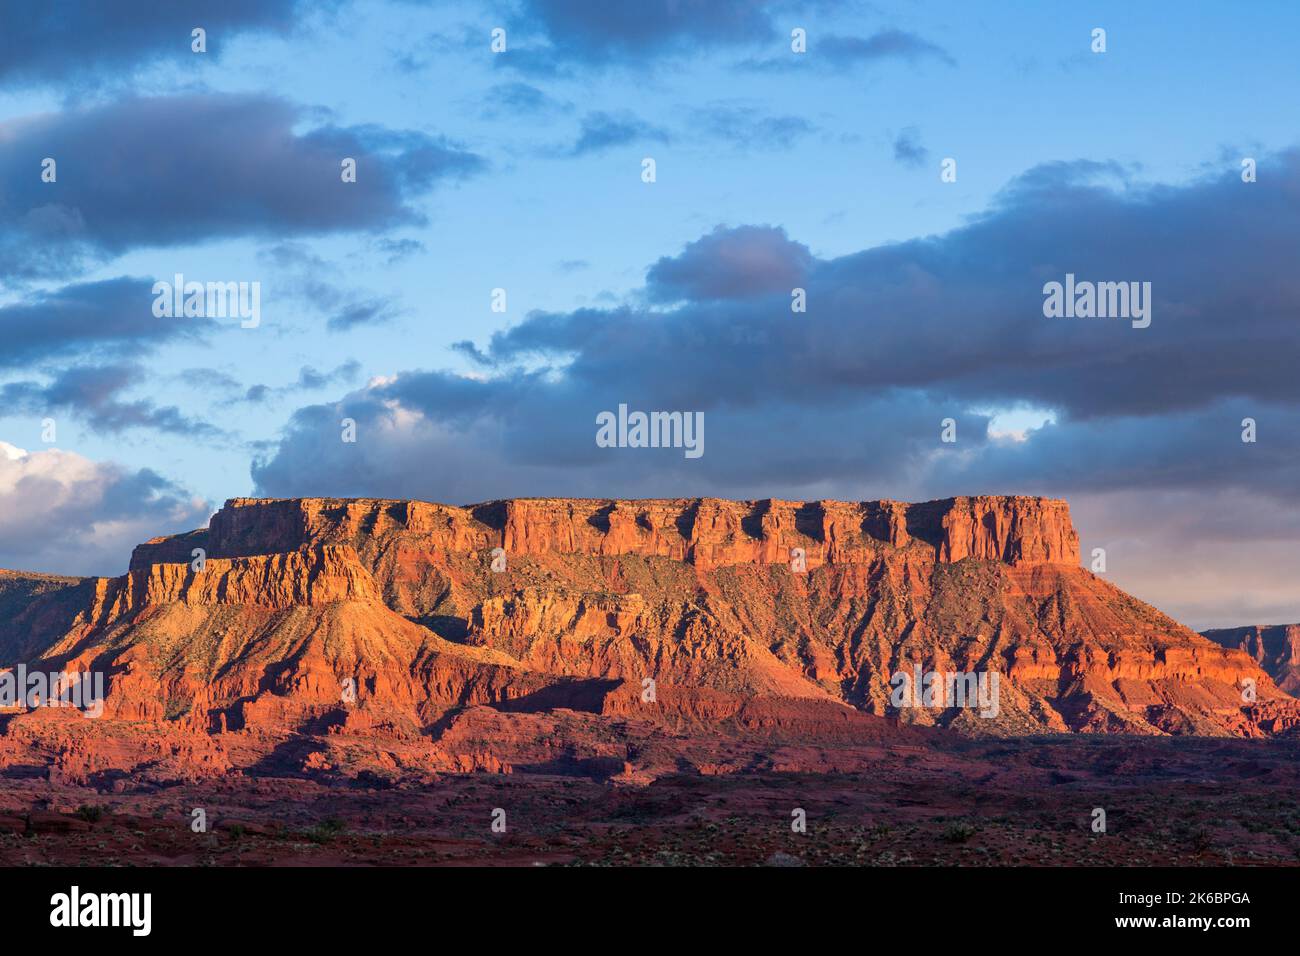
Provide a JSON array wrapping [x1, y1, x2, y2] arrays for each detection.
[[179, 368, 244, 396], [691, 104, 815, 149], [481, 81, 571, 118], [371, 237, 427, 264], [495, 4, 952, 77], [262, 241, 406, 332], [559, 106, 809, 157], [645, 225, 813, 302], [0, 0, 311, 86], [0, 443, 209, 576], [0, 365, 223, 438], [237, 361, 361, 404], [892, 126, 928, 168], [392, 26, 482, 74], [503, 0, 777, 70], [256, 148, 1300, 502], [566, 111, 672, 155], [819, 30, 955, 67], [741, 29, 955, 71], [0, 94, 485, 279], [251, 372, 973, 503], [327, 300, 403, 331], [0, 277, 201, 368], [295, 362, 361, 390], [251, 149, 1300, 625]]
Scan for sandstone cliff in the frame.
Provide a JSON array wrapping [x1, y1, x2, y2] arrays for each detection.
[[135, 494, 1080, 572], [1202, 623, 1300, 695], [0, 494, 1294, 785]]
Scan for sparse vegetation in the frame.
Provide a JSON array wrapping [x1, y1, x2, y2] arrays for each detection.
[[306, 818, 347, 844], [943, 821, 976, 843]]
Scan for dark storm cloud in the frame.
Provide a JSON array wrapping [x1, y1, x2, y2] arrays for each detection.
[[0, 0, 311, 86], [0, 94, 485, 279], [0, 277, 200, 368], [253, 148, 1300, 508]]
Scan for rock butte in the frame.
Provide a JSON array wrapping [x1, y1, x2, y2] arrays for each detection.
[[0, 494, 1296, 786]]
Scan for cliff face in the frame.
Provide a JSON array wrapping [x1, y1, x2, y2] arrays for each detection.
[[1202, 624, 1300, 695], [2, 494, 1295, 786], [146, 494, 1079, 571]]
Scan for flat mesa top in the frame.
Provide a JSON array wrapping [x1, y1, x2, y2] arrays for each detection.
[[220, 494, 1073, 511]]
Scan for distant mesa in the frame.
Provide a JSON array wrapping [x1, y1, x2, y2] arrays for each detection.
[[1201, 624, 1300, 696]]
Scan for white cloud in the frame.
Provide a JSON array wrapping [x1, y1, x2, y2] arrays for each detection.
[[0, 443, 209, 576]]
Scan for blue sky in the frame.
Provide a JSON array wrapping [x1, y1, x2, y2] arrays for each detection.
[[1, 0, 1298, 629]]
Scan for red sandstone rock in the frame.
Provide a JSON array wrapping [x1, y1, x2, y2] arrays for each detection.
[[190, 494, 1080, 571], [0, 493, 1294, 790]]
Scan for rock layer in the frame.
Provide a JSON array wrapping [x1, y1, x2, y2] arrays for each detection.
[[138, 494, 1080, 569]]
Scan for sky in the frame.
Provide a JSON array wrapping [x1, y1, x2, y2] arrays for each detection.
[[0, 0, 1297, 630]]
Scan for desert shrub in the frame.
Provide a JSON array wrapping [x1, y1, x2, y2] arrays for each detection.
[[942, 821, 976, 843]]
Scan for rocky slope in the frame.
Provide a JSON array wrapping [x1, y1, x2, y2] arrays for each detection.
[[0, 495, 1295, 786]]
